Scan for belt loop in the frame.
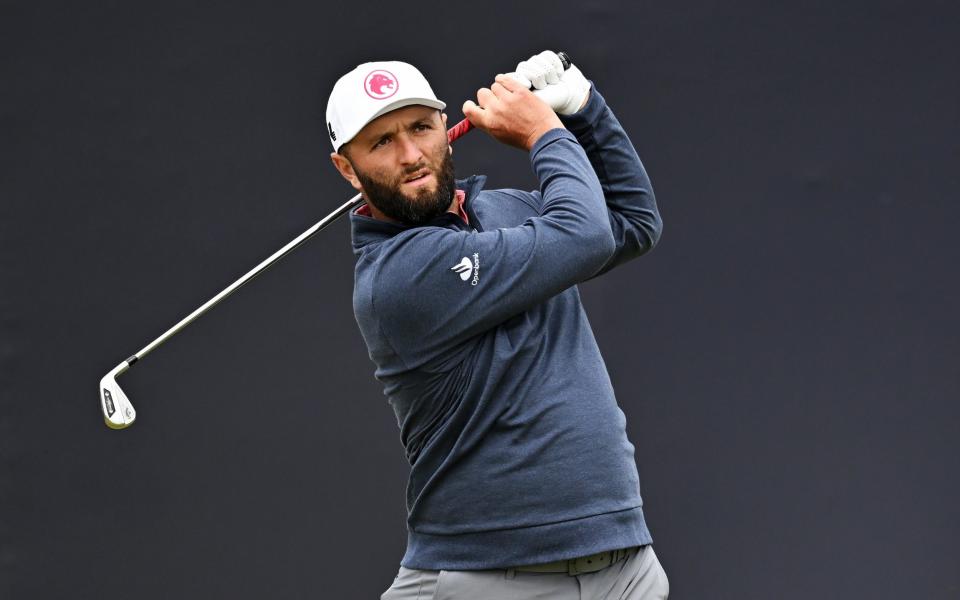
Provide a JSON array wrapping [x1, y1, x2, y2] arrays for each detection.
[[505, 568, 516, 580]]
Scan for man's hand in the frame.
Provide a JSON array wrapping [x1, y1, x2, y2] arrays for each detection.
[[463, 74, 565, 152], [508, 50, 591, 115]]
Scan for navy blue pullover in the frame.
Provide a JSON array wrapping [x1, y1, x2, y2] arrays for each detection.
[[349, 86, 662, 570]]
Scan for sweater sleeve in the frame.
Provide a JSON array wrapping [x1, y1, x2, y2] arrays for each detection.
[[559, 84, 662, 276], [370, 128, 616, 370]]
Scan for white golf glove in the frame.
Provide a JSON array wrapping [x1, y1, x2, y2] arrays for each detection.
[[507, 50, 591, 115]]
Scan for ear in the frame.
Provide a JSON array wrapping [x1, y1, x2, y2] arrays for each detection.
[[330, 151, 362, 192]]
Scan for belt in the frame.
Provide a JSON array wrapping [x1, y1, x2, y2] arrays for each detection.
[[510, 546, 641, 576]]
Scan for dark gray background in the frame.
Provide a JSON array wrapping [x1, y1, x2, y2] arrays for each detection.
[[2, 0, 958, 598]]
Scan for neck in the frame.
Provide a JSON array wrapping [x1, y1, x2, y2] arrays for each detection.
[[365, 201, 397, 223]]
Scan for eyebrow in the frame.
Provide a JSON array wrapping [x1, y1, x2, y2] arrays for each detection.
[[371, 109, 440, 142], [366, 117, 435, 145]]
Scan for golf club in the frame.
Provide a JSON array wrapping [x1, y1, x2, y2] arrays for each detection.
[[100, 52, 572, 429]]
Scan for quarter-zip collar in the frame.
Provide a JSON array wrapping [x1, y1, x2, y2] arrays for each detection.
[[349, 175, 488, 255]]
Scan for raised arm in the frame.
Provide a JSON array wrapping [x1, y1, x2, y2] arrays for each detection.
[[560, 85, 662, 276], [507, 51, 662, 276]]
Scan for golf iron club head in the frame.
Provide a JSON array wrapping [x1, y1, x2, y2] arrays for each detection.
[[100, 361, 136, 429]]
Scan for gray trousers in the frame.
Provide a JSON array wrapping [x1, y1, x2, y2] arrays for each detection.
[[381, 545, 669, 600]]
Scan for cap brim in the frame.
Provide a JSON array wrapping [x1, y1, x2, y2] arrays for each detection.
[[340, 97, 447, 149]]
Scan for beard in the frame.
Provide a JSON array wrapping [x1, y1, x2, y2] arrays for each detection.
[[354, 148, 457, 227]]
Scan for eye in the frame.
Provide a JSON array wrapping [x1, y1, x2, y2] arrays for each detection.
[[372, 137, 390, 150], [413, 122, 431, 132]]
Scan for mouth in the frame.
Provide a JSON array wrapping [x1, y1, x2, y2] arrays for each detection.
[[403, 170, 433, 187]]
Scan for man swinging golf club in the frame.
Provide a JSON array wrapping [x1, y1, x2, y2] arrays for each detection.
[[327, 50, 668, 599]]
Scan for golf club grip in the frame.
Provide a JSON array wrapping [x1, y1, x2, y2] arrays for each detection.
[[447, 51, 572, 143], [447, 118, 473, 142]]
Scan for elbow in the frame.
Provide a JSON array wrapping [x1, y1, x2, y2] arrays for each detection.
[[625, 206, 663, 259], [634, 187, 663, 254], [642, 185, 663, 250], [648, 211, 664, 250]]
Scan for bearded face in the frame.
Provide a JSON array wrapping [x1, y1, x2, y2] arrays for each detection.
[[352, 146, 456, 227], [331, 105, 459, 227]]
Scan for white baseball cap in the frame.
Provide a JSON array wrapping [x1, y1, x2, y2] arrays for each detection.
[[325, 61, 446, 152]]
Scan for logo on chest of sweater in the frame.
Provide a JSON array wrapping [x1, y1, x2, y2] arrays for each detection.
[[451, 253, 480, 285]]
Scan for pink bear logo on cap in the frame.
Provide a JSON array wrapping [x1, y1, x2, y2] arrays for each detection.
[[364, 70, 398, 100]]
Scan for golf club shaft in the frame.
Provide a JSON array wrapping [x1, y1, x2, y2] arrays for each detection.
[[128, 120, 475, 365], [126, 50, 573, 366]]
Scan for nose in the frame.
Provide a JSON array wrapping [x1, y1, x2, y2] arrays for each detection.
[[395, 134, 423, 166]]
